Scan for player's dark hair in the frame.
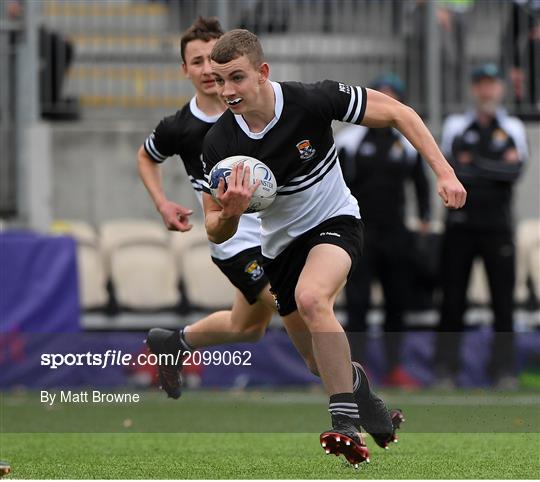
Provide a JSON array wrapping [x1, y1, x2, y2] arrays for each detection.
[[180, 16, 224, 63], [211, 29, 265, 68]]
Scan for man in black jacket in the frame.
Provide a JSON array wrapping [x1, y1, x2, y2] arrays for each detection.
[[336, 73, 432, 388], [433, 64, 528, 389]]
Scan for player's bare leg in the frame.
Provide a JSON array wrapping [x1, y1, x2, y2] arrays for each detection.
[[283, 310, 402, 449], [282, 311, 320, 376], [287, 244, 401, 460], [146, 287, 273, 399], [291, 244, 369, 466], [184, 287, 273, 347], [294, 244, 352, 393]]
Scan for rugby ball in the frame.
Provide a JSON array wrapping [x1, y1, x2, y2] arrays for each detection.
[[208, 155, 277, 213]]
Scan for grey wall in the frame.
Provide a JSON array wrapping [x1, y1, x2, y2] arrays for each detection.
[[51, 119, 200, 227], [50, 120, 539, 228]]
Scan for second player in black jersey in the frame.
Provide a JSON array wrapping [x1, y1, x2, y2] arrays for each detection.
[[145, 97, 218, 195], [202, 29, 466, 465], [138, 17, 279, 401]]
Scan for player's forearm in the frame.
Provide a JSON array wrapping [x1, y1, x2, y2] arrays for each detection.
[[205, 210, 240, 244], [394, 107, 455, 181], [137, 147, 167, 209]]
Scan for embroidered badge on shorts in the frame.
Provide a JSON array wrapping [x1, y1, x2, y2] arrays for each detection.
[[245, 260, 264, 282]]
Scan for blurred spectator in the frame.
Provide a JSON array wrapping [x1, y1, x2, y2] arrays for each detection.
[[503, 0, 540, 116], [433, 64, 528, 389], [5, 0, 22, 20], [7, 0, 79, 119], [405, 0, 474, 112], [336, 73, 431, 389], [239, 0, 289, 34], [4, 0, 23, 48], [1, 1, 22, 218], [39, 26, 79, 120], [437, 0, 474, 108]]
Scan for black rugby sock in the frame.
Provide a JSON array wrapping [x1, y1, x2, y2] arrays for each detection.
[[179, 327, 194, 352], [328, 393, 359, 421], [352, 362, 370, 399]]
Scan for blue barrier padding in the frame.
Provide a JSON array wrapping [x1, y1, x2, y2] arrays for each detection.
[[0, 329, 538, 389], [0, 230, 80, 333]]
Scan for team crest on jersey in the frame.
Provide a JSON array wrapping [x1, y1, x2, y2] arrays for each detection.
[[491, 128, 508, 148], [296, 139, 316, 161], [245, 260, 264, 282]]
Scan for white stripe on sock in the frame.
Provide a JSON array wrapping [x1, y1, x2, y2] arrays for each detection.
[[353, 365, 361, 391], [329, 402, 357, 408], [329, 407, 358, 414], [330, 411, 360, 418]]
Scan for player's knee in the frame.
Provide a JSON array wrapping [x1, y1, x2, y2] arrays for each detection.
[[295, 287, 330, 322]]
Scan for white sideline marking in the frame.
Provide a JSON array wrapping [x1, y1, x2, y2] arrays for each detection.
[[182, 392, 540, 407]]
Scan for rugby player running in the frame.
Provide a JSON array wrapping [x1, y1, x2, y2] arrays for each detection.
[[201, 29, 466, 467]]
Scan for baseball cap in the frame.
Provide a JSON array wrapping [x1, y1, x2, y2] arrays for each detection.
[[470, 63, 502, 83], [371, 73, 405, 100]]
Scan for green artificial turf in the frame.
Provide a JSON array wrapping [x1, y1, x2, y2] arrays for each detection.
[[2, 432, 539, 479], [1, 389, 539, 479]]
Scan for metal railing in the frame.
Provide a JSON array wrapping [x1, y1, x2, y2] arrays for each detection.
[[0, 13, 21, 218], [30, 0, 539, 119]]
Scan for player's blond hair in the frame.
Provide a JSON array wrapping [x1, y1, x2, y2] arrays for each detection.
[[210, 29, 265, 69]]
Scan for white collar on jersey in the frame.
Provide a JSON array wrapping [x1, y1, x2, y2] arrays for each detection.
[[189, 96, 223, 123], [234, 81, 284, 140]]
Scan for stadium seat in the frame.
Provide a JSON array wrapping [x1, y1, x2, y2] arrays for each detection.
[[181, 241, 235, 309], [515, 253, 529, 306], [516, 219, 540, 304], [169, 220, 209, 272], [468, 259, 490, 306], [100, 220, 180, 310], [529, 245, 540, 302], [51, 220, 108, 309], [371, 281, 384, 307], [405, 216, 444, 234]]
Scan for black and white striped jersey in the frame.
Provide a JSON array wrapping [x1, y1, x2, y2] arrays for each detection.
[[143, 96, 262, 260], [202, 80, 366, 259]]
